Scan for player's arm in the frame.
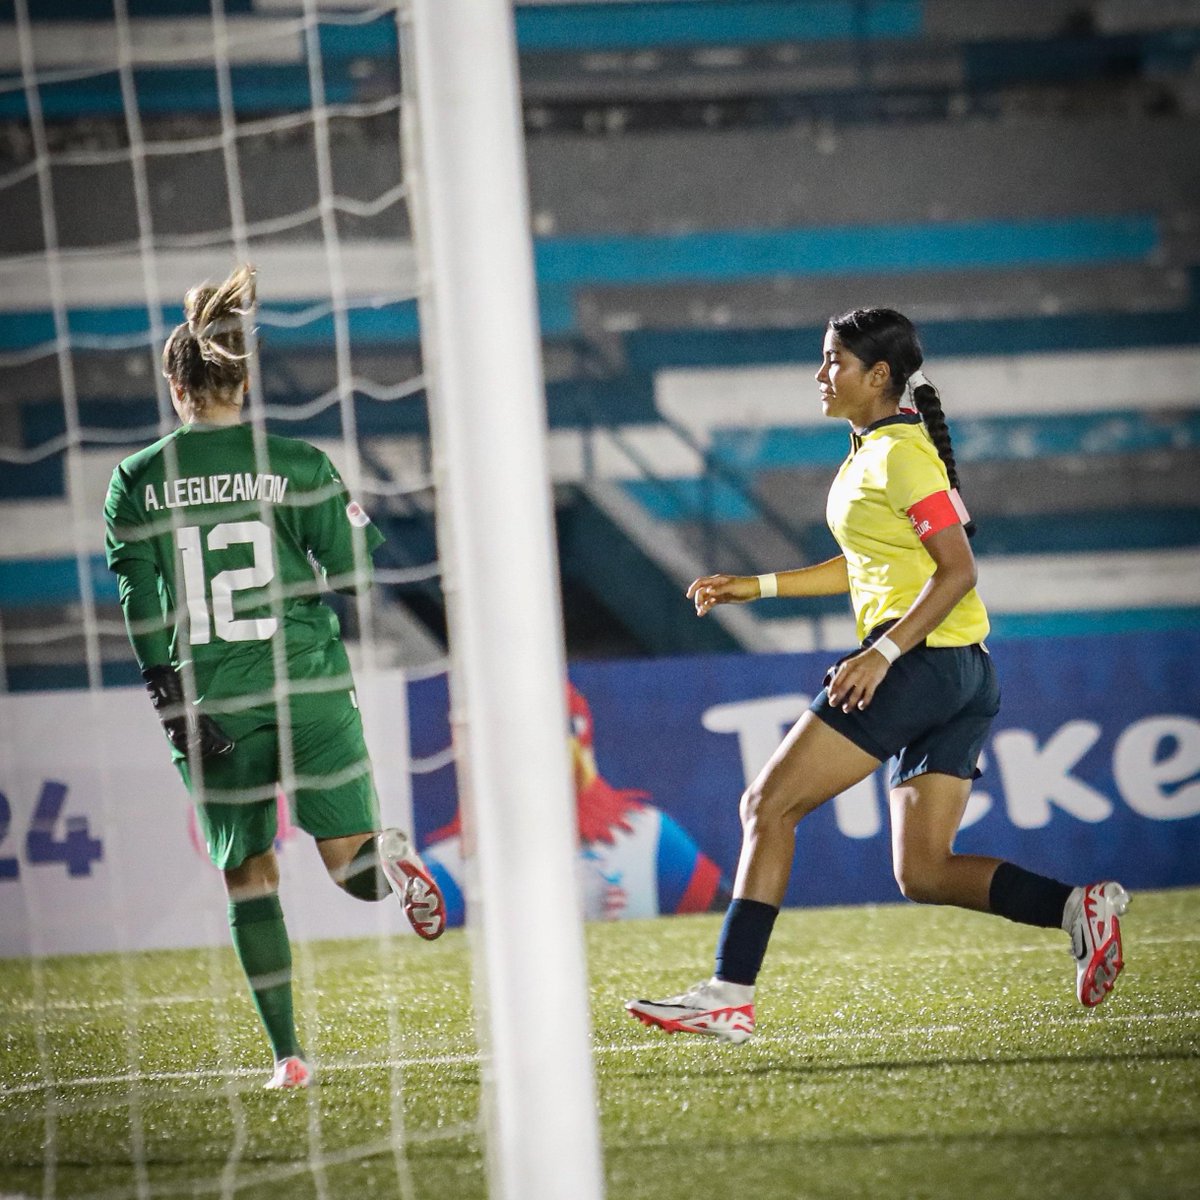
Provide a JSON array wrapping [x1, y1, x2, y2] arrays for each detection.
[[873, 522, 976, 654], [105, 469, 233, 759], [302, 453, 385, 595], [828, 448, 976, 712], [826, 526, 975, 713], [687, 555, 849, 617], [113, 557, 172, 670], [112, 558, 235, 758], [879, 457, 978, 655]]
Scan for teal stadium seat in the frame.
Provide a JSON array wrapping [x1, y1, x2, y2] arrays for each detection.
[[1, 0, 1198, 684]]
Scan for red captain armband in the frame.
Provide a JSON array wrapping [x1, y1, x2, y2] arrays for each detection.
[[906, 489, 971, 541]]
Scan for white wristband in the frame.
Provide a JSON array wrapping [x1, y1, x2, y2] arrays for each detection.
[[872, 634, 902, 664], [756, 573, 778, 599]]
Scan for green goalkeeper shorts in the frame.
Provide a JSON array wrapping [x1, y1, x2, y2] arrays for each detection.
[[175, 681, 380, 871]]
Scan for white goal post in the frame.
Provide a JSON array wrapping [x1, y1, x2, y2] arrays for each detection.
[[401, 2, 606, 1198]]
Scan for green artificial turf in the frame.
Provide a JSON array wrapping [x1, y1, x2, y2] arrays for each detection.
[[1, 889, 1197, 1199]]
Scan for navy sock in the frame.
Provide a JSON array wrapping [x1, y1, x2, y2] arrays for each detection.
[[714, 898, 779, 986], [988, 861, 1072, 929]]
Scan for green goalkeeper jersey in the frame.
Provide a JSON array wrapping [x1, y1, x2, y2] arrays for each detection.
[[104, 422, 385, 701]]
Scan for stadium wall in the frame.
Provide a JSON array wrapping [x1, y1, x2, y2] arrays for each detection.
[[4, 629, 1196, 958], [413, 629, 1200, 915], [0, 672, 416, 959]]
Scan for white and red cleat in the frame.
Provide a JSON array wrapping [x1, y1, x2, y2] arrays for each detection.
[[1068, 881, 1131, 1007], [264, 1056, 311, 1090], [626, 977, 755, 1044], [377, 828, 447, 941]]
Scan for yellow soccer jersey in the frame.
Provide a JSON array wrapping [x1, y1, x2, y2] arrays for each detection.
[[825, 413, 990, 647]]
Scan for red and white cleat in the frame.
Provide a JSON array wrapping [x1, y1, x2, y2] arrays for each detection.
[[264, 1056, 311, 1090], [1069, 881, 1131, 1007], [626, 978, 755, 1044], [377, 828, 447, 941]]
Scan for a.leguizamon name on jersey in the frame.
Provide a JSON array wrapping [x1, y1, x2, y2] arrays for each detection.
[[142, 472, 290, 511]]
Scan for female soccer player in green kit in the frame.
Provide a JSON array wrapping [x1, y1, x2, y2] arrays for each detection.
[[626, 307, 1130, 1044], [105, 265, 446, 1089]]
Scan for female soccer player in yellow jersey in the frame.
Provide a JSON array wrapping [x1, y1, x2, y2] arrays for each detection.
[[627, 308, 1129, 1044], [104, 265, 446, 1089]]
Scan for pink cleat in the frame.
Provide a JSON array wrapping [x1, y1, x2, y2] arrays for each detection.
[[1068, 881, 1131, 1007], [377, 828, 447, 941], [264, 1056, 311, 1090], [626, 978, 755, 1044]]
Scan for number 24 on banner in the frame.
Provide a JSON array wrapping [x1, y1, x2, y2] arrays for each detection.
[[0, 781, 104, 879]]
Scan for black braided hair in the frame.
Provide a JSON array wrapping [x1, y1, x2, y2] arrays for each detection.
[[828, 307, 975, 537], [911, 378, 975, 537], [162, 264, 256, 414]]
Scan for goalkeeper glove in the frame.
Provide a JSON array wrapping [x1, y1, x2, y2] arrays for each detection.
[[141, 664, 235, 759]]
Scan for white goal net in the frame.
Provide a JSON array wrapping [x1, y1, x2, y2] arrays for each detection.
[[0, 1, 599, 1196]]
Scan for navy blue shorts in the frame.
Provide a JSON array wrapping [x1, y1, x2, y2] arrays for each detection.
[[810, 635, 1001, 788]]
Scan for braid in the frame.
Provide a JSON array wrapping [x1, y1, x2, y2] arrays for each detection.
[[910, 383, 959, 489], [911, 380, 975, 537], [829, 307, 977, 537]]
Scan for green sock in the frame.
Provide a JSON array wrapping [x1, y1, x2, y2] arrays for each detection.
[[341, 836, 390, 902], [228, 893, 301, 1062]]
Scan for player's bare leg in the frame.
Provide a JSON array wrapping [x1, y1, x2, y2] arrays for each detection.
[[889, 773, 1001, 911], [734, 713, 882, 905], [890, 774, 1130, 1006], [321, 830, 446, 940], [628, 715, 879, 1042]]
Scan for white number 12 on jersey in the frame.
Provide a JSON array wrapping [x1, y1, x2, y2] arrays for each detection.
[[177, 520, 278, 645]]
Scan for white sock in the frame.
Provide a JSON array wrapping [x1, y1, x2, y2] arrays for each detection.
[[710, 977, 755, 1004]]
